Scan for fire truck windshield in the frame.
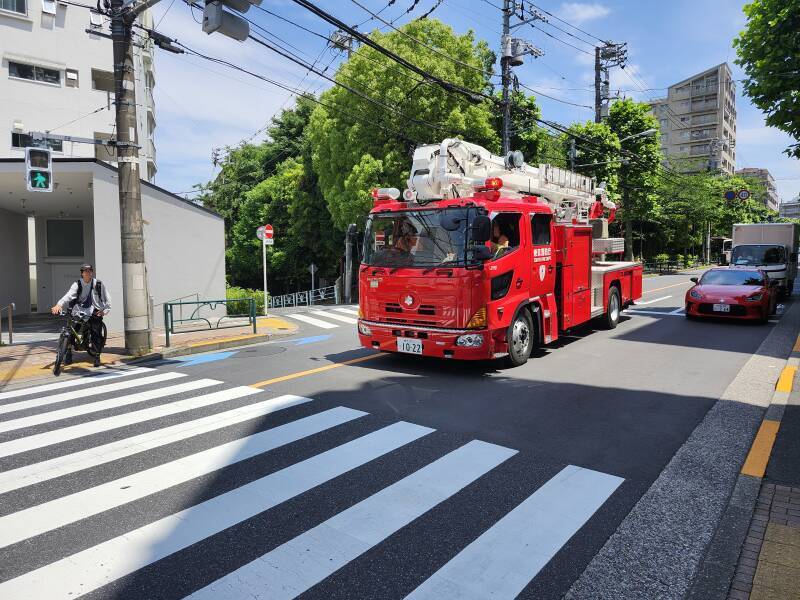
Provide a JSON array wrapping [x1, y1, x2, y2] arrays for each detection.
[[363, 208, 472, 268]]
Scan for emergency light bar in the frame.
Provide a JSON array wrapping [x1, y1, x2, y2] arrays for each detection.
[[371, 187, 401, 200]]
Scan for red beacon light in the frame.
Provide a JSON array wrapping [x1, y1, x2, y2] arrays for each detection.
[[473, 177, 503, 201], [371, 187, 401, 205]]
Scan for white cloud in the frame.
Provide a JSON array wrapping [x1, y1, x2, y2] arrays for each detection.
[[557, 2, 610, 25]]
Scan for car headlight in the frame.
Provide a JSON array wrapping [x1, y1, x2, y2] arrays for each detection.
[[689, 290, 702, 300], [746, 293, 763, 302], [456, 333, 484, 347], [358, 321, 372, 336]]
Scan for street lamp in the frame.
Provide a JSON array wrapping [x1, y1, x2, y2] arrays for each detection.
[[619, 128, 657, 143]]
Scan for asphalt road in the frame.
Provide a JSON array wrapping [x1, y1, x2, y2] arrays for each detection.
[[0, 270, 788, 600]]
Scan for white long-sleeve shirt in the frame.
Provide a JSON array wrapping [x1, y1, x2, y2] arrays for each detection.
[[57, 278, 111, 313]]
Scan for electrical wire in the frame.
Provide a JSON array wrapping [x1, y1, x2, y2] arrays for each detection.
[[47, 105, 108, 132], [527, 2, 609, 45]]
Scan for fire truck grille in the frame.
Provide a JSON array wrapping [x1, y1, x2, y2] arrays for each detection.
[[418, 304, 436, 315], [383, 303, 437, 316], [384, 317, 438, 326], [384, 303, 403, 313], [698, 303, 747, 316]]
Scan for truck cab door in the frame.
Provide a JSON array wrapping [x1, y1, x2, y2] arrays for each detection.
[[530, 212, 555, 297]]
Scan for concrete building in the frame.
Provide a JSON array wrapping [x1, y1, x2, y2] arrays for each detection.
[[736, 167, 779, 212], [0, 0, 157, 180], [779, 195, 800, 220], [0, 159, 225, 334], [648, 63, 737, 174]]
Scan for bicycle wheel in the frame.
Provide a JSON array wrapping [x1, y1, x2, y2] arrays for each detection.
[[53, 332, 70, 377]]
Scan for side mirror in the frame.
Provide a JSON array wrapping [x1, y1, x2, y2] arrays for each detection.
[[468, 245, 493, 262], [690, 277, 698, 283], [470, 215, 492, 243]]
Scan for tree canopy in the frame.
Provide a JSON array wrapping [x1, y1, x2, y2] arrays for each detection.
[[734, 0, 800, 158]]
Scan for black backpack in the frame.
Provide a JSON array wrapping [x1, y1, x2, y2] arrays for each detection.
[[70, 279, 103, 309]]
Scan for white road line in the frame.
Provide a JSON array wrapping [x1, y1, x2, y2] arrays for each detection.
[[284, 313, 339, 329], [625, 309, 685, 317], [406, 465, 624, 600], [669, 306, 686, 315], [0, 385, 261, 458], [189, 440, 517, 600], [0, 421, 434, 600], [0, 405, 369, 549], [0, 367, 154, 401], [0, 395, 313, 495], [0, 372, 186, 415], [310, 310, 358, 324], [635, 295, 672, 306], [0, 378, 217, 435], [332, 307, 360, 316]]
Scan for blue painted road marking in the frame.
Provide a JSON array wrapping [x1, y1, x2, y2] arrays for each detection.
[[175, 351, 238, 367], [293, 335, 333, 346]]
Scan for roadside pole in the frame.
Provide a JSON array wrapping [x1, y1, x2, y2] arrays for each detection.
[[262, 237, 268, 316], [345, 224, 356, 305], [111, 0, 158, 354]]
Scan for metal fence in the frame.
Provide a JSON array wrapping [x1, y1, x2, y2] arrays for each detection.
[[641, 260, 710, 274], [268, 285, 338, 309], [163, 298, 256, 347]]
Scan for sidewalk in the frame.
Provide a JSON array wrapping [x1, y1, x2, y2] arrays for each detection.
[[0, 316, 297, 389], [726, 364, 800, 600]]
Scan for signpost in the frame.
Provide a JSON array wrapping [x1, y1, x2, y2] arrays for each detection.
[[310, 263, 318, 304], [256, 224, 273, 315]]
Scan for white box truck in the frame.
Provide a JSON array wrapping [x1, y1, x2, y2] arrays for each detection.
[[731, 223, 800, 296]]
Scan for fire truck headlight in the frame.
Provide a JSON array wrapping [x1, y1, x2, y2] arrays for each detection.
[[358, 321, 372, 336], [456, 333, 484, 347]]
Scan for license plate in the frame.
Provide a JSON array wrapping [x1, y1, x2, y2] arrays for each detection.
[[397, 337, 423, 354], [713, 303, 730, 313]]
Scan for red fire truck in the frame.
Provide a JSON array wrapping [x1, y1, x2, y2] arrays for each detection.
[[357, 139, 642, 366]]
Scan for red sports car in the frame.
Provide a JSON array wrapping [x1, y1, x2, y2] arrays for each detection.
[[685, 267, 776, 323]]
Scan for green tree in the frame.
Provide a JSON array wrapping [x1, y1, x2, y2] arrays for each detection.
[[606, 99, 662, 260], [306, 19, 500, 230], [734, 0, 800, 158], [501, 91, 565, 167], [561, 121, 621, 194]]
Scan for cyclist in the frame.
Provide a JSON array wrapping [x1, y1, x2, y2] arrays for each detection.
[[50, 264, 111, 367]]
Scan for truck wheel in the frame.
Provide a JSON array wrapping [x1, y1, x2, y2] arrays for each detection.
[[505, 311, 533, 367], [603, 287, 621, 329]]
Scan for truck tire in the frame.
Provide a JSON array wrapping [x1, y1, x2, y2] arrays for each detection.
[[603, 286, 621, 329], [505, 311, 533, 367]]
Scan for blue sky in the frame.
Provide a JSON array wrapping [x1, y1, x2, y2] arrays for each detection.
[[150, 0, 800, 202]]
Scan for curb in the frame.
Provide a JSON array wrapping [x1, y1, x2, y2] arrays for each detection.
[[686, 337, 800, 600]]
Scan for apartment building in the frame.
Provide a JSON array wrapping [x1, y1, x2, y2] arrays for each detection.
[[648, 63, 736, 174], [736, 167, 779, 212], [779, 195, 800, 220], [0, 0, 157, 180]]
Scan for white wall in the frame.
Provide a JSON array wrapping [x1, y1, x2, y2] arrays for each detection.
[[91, 168, 124, 333], [141, 182, 226, 329], [0, 207, 30, 313]]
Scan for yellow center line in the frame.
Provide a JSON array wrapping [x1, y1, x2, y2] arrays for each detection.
[[249, 353, 385, 388], [741, 419, 780, 478]]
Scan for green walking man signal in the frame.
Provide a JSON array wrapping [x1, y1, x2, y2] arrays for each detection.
[[25, 147, 53, 193]]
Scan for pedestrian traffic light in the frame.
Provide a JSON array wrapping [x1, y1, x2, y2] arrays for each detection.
[[202, 0, 262, 42], [25, 147, 53, 193]]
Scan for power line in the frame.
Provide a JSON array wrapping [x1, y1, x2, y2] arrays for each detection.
[[527, 2, 609, 45], [47, 105, 108, 132]]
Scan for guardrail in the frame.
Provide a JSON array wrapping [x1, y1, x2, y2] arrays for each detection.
[[642, 260, 711, 274], [268, 285, 338, 309], [163, 298, 256, 347]]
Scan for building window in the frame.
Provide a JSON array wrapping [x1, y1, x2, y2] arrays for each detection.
[[11, 132, 63, 152], [91, 68, 114, 92], [89, 10, 102, 27], [8, 61, 60, 85], [41, 0, 55, 15], [65, 68, 79, 88], [46, 220, 84, 257], [0, 0, 26, 14]]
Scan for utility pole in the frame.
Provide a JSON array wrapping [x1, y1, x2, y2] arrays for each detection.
[[569, 138, 577, 170], [500, 0, 512, 155], [594, 42, 627, 123], [112, 0, 153, 354]]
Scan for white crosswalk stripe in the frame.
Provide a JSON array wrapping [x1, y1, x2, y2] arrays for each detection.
[[310, 310, 358, 324], [0, 367, 153, 401], [283, 312, 339, 329], [332, 307, 360, 316], [0, 368, 624, 600]]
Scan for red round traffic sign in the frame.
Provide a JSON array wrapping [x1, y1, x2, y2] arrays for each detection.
[[264, 224, 274, 239]]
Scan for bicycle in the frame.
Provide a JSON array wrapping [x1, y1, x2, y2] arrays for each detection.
[[53, 309, 108, 376]]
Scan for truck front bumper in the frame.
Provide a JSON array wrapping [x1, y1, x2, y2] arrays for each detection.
[[357, 319, 504, 360]]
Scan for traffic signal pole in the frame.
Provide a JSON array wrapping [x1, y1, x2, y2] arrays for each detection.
[[111, 0, 161, 354]]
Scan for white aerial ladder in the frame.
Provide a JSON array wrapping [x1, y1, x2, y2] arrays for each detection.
[[405, 138, 617, 225]]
